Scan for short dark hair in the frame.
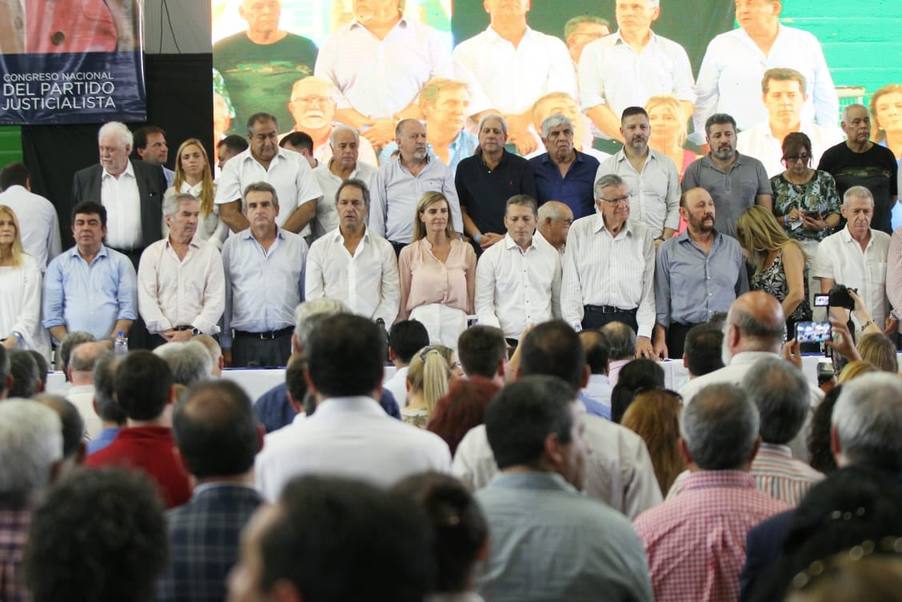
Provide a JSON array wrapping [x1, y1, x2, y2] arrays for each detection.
[[0, 345, 9, 391], [621, 106, 648, 121], [611, 359, 665, 423], [743, 357, 809, 445], [114, 351, 173, 421], [389, 320, 430, 365], [133, 125, 165, 151], [681, 383, 759, 470], [33, 395, 84, 459], [218, 134, 248, 154], [0, 162, 29, 190], [457, 326, 506, 379], [580, 330, 610, 375], [335, 178, 371, 210], [505, 194, 538, 216], [93, 352, 126, 424], [519, 321, 584, 391], [704, 113, 737, 137], [684, 323, 725, 376], [393, 472, 488, 593], [71, 200, 107, 228], [24, 468, 168, 602], [27, 350, 49, 387], [484, 375, 576, 469], [173, 380, 258, 478], [280, 131, 314, 152], [247, 111, 277, 130], [260, 476, 434, 601], [8, 349, 38, 398], [307, 314, 385, 397], [285, 354, 307, 405]]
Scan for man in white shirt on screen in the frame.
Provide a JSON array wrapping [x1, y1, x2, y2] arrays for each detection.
[[475, 194, 562, 342], [305, 179, 400, 326], [452, 0, 577, 155], [578, 0, 695, 142], [0, 163, 61, 269], [693, 0, 838, 143]]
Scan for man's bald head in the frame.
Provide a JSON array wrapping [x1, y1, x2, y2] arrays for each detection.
[[725, 291, 786, 357], [537, 201, 574, 249], [68, 341, 109, 382]]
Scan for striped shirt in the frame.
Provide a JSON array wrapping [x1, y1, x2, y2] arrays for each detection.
[[666, 443, 824, 506], [0, 509, 30, 602]]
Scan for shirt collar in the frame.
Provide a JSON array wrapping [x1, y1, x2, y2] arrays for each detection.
[[758, 442, 793, 458], [68, 244, 109, 260], [728, 351, 779, 366], [102, 160, 135, 180], [329, 226, 371, 244], [165, 237, 201, 251], [192, 482, 259, 498], [350, 16, 409, 32], [480, 149, 509, 169], [503, 232, 536, 252], [682, 470, 756, 491], [489, 471, 577, 494], [240, 226, 284, 242], [593, 212, 632, 237], [485, 24, 535, 44], [314, 396, 386, 419], [613, 29, 658, 48]]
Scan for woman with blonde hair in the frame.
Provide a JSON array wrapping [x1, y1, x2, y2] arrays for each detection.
[[836, 360, 877, 384], [166, 138, 226, 246], [645, 95, 698, 179], [403, 344, 453, 428], [0, 205, 48, 356], [856, 333, 899, 374], [870, 83, 902, 160], [621, 389, 684, 496], [398, 192, 476, 348], [736, 206, 811, 334]]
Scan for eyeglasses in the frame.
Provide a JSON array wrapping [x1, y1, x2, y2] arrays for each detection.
[[783, 154, 811, 164], [600, 195, 630, 204]]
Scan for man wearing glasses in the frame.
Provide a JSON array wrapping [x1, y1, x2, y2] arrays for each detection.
[[561, 174, 657, 359], [738, 68, 843, 177]]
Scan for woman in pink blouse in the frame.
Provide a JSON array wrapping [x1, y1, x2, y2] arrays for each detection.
[[398, 192, 476, 348]]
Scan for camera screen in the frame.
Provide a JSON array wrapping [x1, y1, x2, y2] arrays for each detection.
[[814, 294, 830, 307], [796, 321, 832, 344]]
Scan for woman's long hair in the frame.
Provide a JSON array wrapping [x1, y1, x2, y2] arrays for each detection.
[[172, 138, 215, 216]]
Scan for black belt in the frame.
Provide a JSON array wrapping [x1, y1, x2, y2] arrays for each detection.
[[172, 325, 193, 331], [233, 327, 293, 340], [584, 305, 637, 315]]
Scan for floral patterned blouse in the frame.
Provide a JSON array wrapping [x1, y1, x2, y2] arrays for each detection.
[[750, 247, 812, 324], [770, 170, 841, 242]]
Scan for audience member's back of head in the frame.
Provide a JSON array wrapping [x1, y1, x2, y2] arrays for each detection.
[[484, 375, 576, 470], [808, 385, 842, 475], [407, 346, 452, 414], [856, 333, 898, 373], [153, 341, 213, 386], [306, 314, 384, 397], [457, 325, 506, 379], [681, 383, 760, 471], [621, 389, 685, 495], [27, 350, 49, 390], [611, 358, 665, 423], [241, 475, 434, 602], [174, 380, 259, 479], [294, 297, 348, 354], [600, 321, 636, 361], [58, 331, 96, 376], [0, 400, 62, 505], [742, 357, 809, 444], [519, 320, 585, 391], [684, 323, 725, 377], [33, 394, 85, 462], [93, 352, 126, 426], [579, 329, 610, 375], [68, 341, 104, 376], [393, 472, 488, 596], [284, 353, 308, 408], [831, 373, 902, 472], [114, 351, 174, 421], [782, 552, 902, 602], [24, 468, 168, 602], [427, 376, 499, 455], [8, 349, 38, 398], [389, 320, 430, 365]]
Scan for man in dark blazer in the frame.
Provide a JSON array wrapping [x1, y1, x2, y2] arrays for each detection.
[[72, 121, 167, 268], [157, 379, 263, 602]]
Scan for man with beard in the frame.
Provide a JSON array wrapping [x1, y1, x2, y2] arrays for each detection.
[[596, 106, 680, 243], [529, 114, 600, 220], [653, 187, 748, 358], [683, 113, 772, 238]]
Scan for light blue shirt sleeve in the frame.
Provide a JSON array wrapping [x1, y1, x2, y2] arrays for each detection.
[[41, 256, 65, 329], [115, 255, 138, 322]]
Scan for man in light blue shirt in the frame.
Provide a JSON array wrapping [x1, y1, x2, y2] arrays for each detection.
[[43, 201, 137, 343], [222, 181, 307, 368]]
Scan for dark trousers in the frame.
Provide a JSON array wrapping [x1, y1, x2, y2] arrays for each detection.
[[666, 322, 700, 359], [389, 240, 407, 258], [231, 331, 292, 368], [581, 305, 638, 332]]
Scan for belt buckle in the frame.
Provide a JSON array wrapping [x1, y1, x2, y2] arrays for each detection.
[[259, 331, 274, 340]]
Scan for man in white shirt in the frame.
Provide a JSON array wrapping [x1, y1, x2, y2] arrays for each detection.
[[537, 200, 574, 254], [579, 329, 613, 420], [369, 119, 463, 252], [561, 174, 656, 358], [305, 179, 399, 325], [693, 0, 838, 141], [475, 194, 562, 341], [0, 163, 61, 269], [64, 341, 107, 440], [452, 0, 576, 155], [215, 112, 323, 235], [596, 106, 681, 240], [564, 15, 611, 66], [384, 320, 430, 408], [255, 313, 451, 501], [814, 186, 893, 331], [137, 193, 225, 347], [311, 125, 378, 240], [314, 0, 452, 149], [579, 0, 694, 142], [737, 68, 843, 176]]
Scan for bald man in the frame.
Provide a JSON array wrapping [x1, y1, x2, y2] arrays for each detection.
[[537, 201, 574, 254], [65, 341, 109, 440]]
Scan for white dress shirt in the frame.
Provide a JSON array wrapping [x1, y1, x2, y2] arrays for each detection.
[[383, 365, 409, 408], [0, 185, 61, 269], [66, 384, 102, 441], [737, 121, 844, 177], [305, 227, 400, 324], [101, 161, 142, 250], [561, 215, 656, 337], [369, 155, 463, 244], [221, 227, 307, 349], [314, 18, 452, 119], [161, 181, 228, 248], [311, 160, 378, 239], [578, 32, 695, 120], [452, 417, 662, 520], [814, 226, 891, 326], [475, 233, 562, 339], [692, 25, 839, 142], [596, 150, 681, 234], [452, 26, 577, 115], [255, 396, 452, 501], [137, 238, 225, 335], [214, 148, 322, 228], [313, 132, 378, 168], [0, 254, 47, 355]]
